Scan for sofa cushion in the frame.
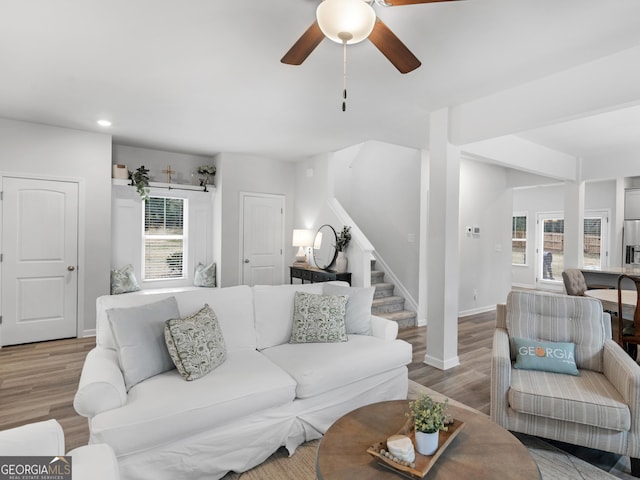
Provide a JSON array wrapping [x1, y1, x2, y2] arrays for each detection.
[[193, 262, 216, 287], [165, 304, 226, 381], [509, 368, 631, 432], [513, 337, 579, 376], [110, 264, 141, 295], [289, 291, 348, 344], [107, 296, 180, 391], [323, 283, 375, 335], [261, 335, 412, 398], [97, 285, 256, 352], [253, 283, 324, 350], [506, 290, 606, 372], [89, 349, 297, 456]]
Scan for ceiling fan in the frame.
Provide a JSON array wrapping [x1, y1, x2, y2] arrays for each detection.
[[281, 0, 463, 74]]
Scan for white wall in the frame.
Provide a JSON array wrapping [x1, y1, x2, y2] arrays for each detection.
[[458, 158, 513, 313], [217, 152, 297, 287], [333, 141, 421, 301], [0, 118, 112, 335]]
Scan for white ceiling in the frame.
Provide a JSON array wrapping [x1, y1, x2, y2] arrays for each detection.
[[1, 0, 640, 160]]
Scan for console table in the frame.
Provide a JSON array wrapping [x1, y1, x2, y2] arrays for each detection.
[[290, 265, 351, 285]]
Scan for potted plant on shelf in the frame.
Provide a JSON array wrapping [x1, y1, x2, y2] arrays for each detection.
[[130, 166, 150, 201], [335, 225, 351, 273], [408, 394, 449, 456], [197, 165, 216, 191]]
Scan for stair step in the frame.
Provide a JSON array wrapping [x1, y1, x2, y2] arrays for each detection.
[[376, 310, 417, 329], [373, 282, 394, 298], [371, 295, 405, 314], [371, 270, 385, 284]]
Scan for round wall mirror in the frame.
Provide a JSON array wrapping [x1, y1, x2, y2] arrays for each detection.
[[313, 224, 337, 270]]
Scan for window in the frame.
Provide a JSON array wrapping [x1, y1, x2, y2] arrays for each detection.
[[512, 214, 527, 265], [143, 197, 187, 280]]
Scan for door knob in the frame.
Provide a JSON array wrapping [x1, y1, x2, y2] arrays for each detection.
[[68, 266, 76, 271], [244, 259, 250, 264]]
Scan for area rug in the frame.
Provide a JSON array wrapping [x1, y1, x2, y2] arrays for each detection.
[[223, 381, 633, 479]]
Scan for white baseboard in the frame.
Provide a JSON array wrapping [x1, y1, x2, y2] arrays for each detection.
[[458, 305, 495, 317], [423, 354, 460, 370], [80, 329, 96, 338]]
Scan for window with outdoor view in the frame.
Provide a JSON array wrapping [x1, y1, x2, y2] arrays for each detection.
[[143, 197, 187, 280], [512, 214, 527, 265]]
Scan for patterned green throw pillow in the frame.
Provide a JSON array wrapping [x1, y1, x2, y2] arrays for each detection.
[[110, 264, 141, 295], [165, 304, 226, 381], [289, 291, 349, 344], [194, 262, 216, 287]]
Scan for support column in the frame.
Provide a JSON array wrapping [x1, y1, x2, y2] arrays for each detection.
[[417, 149, 429, 326], [425, 108, 460, 370], [563, 172, 585, 269]]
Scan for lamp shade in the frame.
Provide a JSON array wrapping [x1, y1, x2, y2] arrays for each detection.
[[292, 229, 314, 247], [316, 0, 376, 45]]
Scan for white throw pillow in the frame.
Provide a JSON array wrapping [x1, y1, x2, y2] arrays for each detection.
[[107, 296, 180, 391], [323, 283, 375, 335]]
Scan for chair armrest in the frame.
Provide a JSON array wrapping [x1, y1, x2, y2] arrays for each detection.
[[74, 347, 127, 418], [603, 339, 640, 405], [370, 315, 398, 341], [603, 339, 640, 457], [68, 444, 120, 480], [490, 327, 512, 428], [0, 419, 65, 456]]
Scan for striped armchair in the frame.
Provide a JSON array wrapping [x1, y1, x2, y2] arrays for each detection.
[[491, 290, 640, 477]]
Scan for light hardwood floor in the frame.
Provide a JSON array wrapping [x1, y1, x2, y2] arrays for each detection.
[[0, 311, 496, 450]]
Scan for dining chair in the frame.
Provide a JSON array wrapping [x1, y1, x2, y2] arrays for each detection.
[[617, 274, 640, 359]]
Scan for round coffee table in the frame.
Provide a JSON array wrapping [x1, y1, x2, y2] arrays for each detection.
[[316, 400, 540, 479]]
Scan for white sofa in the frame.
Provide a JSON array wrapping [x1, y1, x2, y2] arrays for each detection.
[[0, 419, 119, 480], [74, 282, 412, 480]]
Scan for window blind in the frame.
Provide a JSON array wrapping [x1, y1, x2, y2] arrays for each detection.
[[144, 197, 185, 280]]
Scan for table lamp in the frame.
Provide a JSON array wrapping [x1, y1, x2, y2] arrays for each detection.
[[292, 229, 314, 265]]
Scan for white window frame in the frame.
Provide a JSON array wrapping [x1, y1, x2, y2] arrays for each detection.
[[512, 212, 528, 267], [141, 195, 189, 282]]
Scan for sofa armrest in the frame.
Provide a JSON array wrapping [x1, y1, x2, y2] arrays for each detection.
[[490, 327, 512, 428], [74, 347, 127, 418], [68, 444, 120, 480], [370, 314, 398, 341], [0, 419, 65, 456]]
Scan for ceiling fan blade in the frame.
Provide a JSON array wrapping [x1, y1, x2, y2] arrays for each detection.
[[368, 18, 421, 74], [281, 21, 325, 66], [385, 0, 462, 5]]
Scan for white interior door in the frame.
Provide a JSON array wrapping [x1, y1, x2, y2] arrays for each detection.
[[1, 177, 79, 346], [241, 194, 284, 286]]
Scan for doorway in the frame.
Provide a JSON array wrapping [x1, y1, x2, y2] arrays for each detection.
[[240, 193, 284, 286], [1, 177, 79, 346]]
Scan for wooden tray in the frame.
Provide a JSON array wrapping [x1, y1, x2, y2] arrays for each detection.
[[366, 418, 465, 479]]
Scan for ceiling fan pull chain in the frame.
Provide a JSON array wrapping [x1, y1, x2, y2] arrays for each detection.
[[342, 40, 347, 112]]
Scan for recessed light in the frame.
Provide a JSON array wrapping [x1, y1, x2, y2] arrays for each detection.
[[97, 119, 112, 127]]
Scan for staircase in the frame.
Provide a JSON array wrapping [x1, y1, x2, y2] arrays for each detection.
[[370, 260, 416, 328]]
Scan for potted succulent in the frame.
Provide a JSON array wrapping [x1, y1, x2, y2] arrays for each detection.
[[408, 394, 448, 455], [335, 226, 351, 273]]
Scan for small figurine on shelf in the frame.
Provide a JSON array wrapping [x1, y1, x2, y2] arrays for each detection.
[[197, 165, 216, 191]]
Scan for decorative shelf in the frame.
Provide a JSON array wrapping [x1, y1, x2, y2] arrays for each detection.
[[111, 178, 214, 192]]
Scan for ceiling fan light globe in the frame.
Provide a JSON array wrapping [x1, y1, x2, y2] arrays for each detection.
[[316, 0, 376, 45]]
